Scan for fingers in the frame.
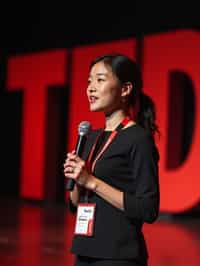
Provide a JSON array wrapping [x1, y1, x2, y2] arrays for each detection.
[[64, 160, 77, 169], [63, 151, 85, 180], [65, 150, 84, 167], [66, 151, 81, 163]]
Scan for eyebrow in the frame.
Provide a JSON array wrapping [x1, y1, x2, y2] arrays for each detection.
[[89, 72, 108, 78]]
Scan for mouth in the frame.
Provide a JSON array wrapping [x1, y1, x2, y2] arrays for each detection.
[[88, 96, 98, 104]]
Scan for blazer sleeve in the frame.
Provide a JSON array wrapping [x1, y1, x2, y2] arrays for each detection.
[[123, 134, 160, 223]]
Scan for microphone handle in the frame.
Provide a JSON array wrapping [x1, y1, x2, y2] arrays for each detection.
[[66, 177, 75, 191], [65, 135, 87, 191]]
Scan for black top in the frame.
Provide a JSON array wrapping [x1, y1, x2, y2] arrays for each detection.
[[69, 124, 160, 261]]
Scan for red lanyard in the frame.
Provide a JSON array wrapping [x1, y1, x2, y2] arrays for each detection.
[[87, 116, 131, 173]]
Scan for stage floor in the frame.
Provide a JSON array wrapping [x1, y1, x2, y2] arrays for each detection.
[[0, 199, 200, 266]]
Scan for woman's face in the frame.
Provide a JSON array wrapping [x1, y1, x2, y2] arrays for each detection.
[[87, 61, 123, 115]]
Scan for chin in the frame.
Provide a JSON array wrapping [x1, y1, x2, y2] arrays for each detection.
[[90, 106, 102, 112], [90, 108, 100, 112]]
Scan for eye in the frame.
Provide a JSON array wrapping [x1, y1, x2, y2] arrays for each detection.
[[97, 78, 105, 83]]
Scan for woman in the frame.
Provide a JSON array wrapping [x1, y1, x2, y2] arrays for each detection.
[[64, 53, 160, 266]]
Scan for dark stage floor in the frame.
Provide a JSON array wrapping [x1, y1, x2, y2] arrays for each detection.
[[0, 199, 200, 266]]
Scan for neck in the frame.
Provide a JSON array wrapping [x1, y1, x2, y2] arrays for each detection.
[[104, 109, 128, 131]]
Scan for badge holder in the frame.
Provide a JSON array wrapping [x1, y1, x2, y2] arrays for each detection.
[[74, 202, 96, 236]]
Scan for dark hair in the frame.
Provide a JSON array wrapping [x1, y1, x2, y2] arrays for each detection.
[[90, 53, 159, 137]]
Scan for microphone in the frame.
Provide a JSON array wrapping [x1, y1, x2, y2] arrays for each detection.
[[66, 121, 91, 191]]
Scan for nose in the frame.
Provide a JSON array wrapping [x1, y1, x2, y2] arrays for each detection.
[[87, 83, 96, 93]]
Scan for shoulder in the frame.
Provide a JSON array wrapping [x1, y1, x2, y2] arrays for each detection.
[[125, 125, 159, 161], [121, 124, 151, 143]]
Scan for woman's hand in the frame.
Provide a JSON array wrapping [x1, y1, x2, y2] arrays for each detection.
[[63, 150, 96, 190], [64, 151, 124, 210]]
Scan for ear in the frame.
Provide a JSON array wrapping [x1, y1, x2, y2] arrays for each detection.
[[121, 82, 133, 97]]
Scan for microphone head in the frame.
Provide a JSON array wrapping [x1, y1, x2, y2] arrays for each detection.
[[78, 121, 91, 136]]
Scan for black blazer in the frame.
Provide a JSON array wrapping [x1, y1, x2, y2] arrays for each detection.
[[69, 124, 160, 261]]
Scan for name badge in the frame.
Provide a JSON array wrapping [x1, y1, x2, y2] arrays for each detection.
[[74, 203, 96, 236]]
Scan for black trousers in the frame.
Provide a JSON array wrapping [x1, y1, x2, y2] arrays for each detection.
[[75, 255, 147, 266]]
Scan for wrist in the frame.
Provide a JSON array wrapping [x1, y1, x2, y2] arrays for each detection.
[[86, 175, 99, 192]]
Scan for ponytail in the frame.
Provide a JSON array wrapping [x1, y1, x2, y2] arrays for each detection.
[[136, 92, 160, 138]]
